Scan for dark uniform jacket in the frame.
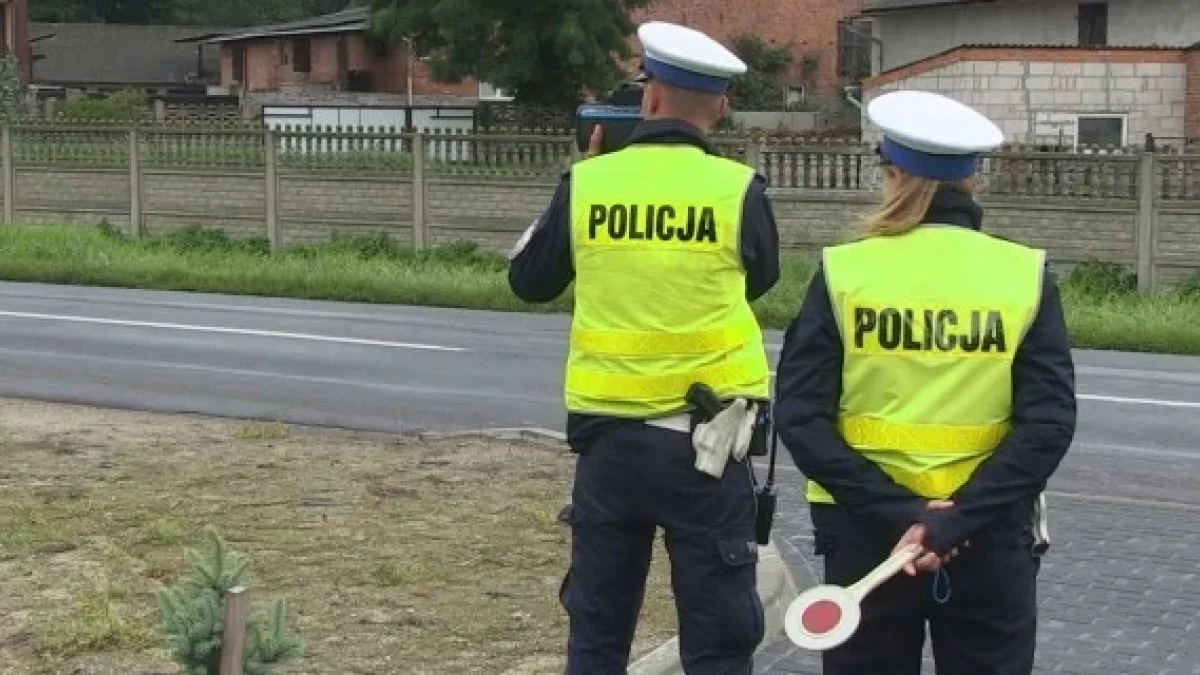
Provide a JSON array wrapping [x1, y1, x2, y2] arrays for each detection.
[[508, 118, 782, 452], [773, 186, 1078, 555]]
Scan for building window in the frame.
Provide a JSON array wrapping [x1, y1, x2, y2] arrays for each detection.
[[837, 18, 875, 81], [1078, 3, 1108, 47], [292, 38, 312, 73], [478, 82, 512, 100], [231, 46, 245, 84], [786, 85, 806, 108], [1075, 114, 1126, 148]]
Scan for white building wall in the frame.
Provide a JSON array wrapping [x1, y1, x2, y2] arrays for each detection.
[[862, 59, 1187, 147]]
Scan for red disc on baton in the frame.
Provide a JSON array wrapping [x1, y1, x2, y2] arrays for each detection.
[[800, 599, 842, 635], [785, 544, 922, 651]]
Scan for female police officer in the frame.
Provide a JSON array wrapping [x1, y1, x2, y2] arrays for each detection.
[[773, 90, 1077, 675]]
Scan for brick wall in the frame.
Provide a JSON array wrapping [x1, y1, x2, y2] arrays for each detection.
[[1186, 48, 1200, 139], [278, 173, 414, 247], [630, 0, 864, 97], [426, 179, 554, 250], [1154, 201, 1200, 285], [14, 167, 129, 229], [765, 190, 1138, 269], [141, 171, 266, 240], [5, 162, 1199, 289], [863, 47, 1188, 146]]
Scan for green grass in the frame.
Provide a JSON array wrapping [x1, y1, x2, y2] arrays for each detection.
[[0, 223, 1198, 355], [35, 587, 160, 660]]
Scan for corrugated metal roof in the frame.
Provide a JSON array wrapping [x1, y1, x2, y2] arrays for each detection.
[[30, 22, 229, 86], [193, 8, 369, 44]]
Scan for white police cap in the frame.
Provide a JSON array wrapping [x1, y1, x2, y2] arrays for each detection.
[[867, 90, 1004, 181], [636, 21, 747, 94]]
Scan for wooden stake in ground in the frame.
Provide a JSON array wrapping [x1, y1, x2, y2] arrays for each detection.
[[220, 586, 249, 675]]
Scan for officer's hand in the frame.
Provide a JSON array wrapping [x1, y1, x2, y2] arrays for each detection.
[[925, 499, 969, 557], [587, 124, 604, 158], [894, 501, 958, 576], [894, 523, 937, 576]]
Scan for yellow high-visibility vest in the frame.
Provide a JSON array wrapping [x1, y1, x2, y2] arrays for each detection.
[[808, 224, 1045, 503], [565, 144, 771, 418]]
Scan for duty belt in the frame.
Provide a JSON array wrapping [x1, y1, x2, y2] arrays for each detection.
[[644, 413, 691, 434]]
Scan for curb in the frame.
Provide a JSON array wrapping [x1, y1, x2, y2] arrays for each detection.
[[417, 426, 567, 446], [629, 540, 799, 675]]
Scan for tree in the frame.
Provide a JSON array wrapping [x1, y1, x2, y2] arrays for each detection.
[[369, 0, 653, 111], [0, 55, 31, 119], [157, 527, 305, 675], [725, 35, 794, 111]]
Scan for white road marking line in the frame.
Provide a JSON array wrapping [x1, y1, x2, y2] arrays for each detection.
[[0, 346, 552, 403], [0, 289, 474, 325], [1077, 393, 1200, 409], [757, 437, 1200, 466], [767, 372, 1200, 409], [0, 310, 467, 352]]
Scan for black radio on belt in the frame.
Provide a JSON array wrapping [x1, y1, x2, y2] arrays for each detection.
[[685, 383, 770, 458], [686, 382, 778, 546], [574, 81, 644, 155]]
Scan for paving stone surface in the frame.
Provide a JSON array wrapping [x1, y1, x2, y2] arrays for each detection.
[[751, 444, 1200, 675]]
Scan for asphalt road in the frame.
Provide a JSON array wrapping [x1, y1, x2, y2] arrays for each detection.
[[0, 281, 1197, 674]]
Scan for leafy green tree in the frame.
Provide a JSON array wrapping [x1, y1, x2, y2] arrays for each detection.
[[0, 55, 30, 119], [56, 89, 149, 121], [157, 527, 305, 675], [369, 0, 653, 110], [725, 34, 794, 111]]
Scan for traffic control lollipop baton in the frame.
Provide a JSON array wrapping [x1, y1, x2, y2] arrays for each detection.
[[783, 542, 923, 651]]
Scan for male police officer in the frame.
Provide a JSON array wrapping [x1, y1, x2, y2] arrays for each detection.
[[507, 21, 781, 675], [774, 91, 1077, 674]]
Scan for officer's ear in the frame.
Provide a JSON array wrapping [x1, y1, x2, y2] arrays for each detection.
[[641, 81, 660, 117]]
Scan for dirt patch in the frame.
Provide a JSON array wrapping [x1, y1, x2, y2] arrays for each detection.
[[0, 400, 678, 674]]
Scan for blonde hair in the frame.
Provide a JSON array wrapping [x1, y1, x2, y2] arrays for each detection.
[[856, 166, 977, 239]]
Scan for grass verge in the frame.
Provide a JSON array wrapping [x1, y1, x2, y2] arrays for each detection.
[[0, 223, 1198, 355], [0, 399, 677, 674]]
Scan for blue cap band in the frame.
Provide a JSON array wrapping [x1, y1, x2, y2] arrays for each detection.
[[880, 136, 980, 181], [643, 56, 730, 94]]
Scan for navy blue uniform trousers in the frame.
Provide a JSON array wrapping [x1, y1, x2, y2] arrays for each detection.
[[560, 423, 765, 674], [811, 505, 1041, 675]]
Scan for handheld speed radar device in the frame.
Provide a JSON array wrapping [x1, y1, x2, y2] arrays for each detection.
[[574, 82, 645, 156]]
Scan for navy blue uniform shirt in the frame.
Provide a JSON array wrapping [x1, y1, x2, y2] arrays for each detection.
[[773, 186, 1078, 555], [508, 118, 782, 451]]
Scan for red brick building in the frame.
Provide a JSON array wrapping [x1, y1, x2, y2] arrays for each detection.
[[1, 0, 32, 84], [630, 0, 868, 107], [196, 8, 484, 101], [1187, 47, 1200, 139], [194, 3, 873, 120]]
